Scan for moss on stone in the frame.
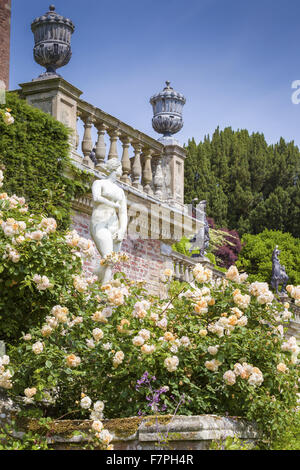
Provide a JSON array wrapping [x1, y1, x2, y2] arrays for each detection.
[[17, 415, 173, 440], [143, 415, 173, 428]]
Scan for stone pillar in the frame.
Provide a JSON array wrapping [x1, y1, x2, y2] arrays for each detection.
[[0, 0, 11, 91], [163, 144, 186, 207], [19, 78, 83, 158]]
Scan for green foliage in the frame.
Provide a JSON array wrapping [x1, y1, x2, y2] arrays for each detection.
[[0, 186, 95, 342], [0, 93, 91, 230], [172, 236, 191, 256], [236, 229, 300, 285], [209, 435, 258, 450], [6, 267, 299, 445], [184, 128, 300, 237], [3, 237, 298, 446], [269, 411, 300, 450], [0, 419, 50, 450]]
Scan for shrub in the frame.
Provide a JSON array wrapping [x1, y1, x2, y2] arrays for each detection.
[[0, 172, 96, 342], [0, 94, 91, 230], [236, 229, 300, 286], [1, 198, 298, 445]]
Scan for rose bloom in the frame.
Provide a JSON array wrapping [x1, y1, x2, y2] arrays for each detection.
[[30, 230, 45, 241], [223, 370, 236, 386], [141, 344, 156, 354], [80, 396, 92, 409], [233, 290, 250, 309], [93, 328, 104, 342], [248, 372, 264, 387], [156, 317, 168, 329], [237, 315, 248, 327], [132, 336, 145, 347], [150, 312, 159, 322], [228, 315, 238, 326], [32, 341, 43, 355], [66, 354, 81, 368], [23, 334, 32, 341], [277, 363, 288, 373], [231, 307, 243, 318], [226, 266, 240, 283], [199, 329, 208, 337], [24, 387, 37, 399], [41, 325, 53, 337], [107, 288, 124, 306], [180, 336, 190, 347], [139, 329, 151, 341], [164, 356, 179, 372], [86, 339, 95, 349], [194, 299, 208, 314], [92, 311, 108, 323], [94, 400, 105, 413], [113, 351, 124, 364], [99, 430, 113, 445], [92, 420, 104, 433], [39, 217, 57, 233], [164, 331, 175, 342], [233, 363, 244, 377], [205, 359, 222, 372], [207, 346, 219, 356], [164, 268, 173, 277]]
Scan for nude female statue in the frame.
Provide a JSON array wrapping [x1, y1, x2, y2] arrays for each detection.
[[90, 158, 128, 284]]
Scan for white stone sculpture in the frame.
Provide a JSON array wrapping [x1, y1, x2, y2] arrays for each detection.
[[90, 158, 128, 284]]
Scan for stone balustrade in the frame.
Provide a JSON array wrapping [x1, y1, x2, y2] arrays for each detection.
[[167, 250, 225, 283], [19, 77, 187, 208]]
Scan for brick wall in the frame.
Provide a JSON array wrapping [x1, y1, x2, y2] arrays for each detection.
[[0, 0, 11, 90], [72, 210, 167, 296]]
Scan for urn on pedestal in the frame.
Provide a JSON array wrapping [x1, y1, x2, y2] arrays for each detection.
[[150, 81, 186, 145], [31, 5, 75, 80]]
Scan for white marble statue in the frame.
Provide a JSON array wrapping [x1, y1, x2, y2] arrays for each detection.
[[90, 158, 128, 284]]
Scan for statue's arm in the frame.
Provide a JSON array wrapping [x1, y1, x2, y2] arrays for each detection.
[[118, 193, 128, 237], [92, 181, 118, 209]]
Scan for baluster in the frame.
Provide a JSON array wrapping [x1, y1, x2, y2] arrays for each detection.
[[152, 154, 164, 198], [95, 122, 108, 169], [107, 129, 120, 160], [131, 142, 143, 190], [74, 113, 80, 151], [175, 262, 180, 279], [120, 136, 132, 184], [185, 266, 190, 282], [82, 115, 94, 167], [142, 148, 153, 194], [180, 263, 184, 281]]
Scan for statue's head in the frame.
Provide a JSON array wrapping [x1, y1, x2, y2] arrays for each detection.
[[98, 158, 122, 178]]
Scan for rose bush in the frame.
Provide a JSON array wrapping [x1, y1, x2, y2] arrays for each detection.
[[0, 173, 97, 341], [0, 171, 299, 446]]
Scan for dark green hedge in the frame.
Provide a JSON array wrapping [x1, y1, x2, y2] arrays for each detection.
[[0, 92, 91, 230]]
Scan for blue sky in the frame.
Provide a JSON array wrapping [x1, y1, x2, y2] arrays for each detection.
[[9, 0, 300, 148]]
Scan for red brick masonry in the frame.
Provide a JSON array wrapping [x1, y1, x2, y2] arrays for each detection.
[[0, 0, 11, 90]]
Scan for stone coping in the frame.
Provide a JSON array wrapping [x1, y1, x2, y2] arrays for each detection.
[[11, 414, 258, 450]]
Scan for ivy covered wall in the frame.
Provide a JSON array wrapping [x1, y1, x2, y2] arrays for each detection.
[[0, 93, 91, 230]]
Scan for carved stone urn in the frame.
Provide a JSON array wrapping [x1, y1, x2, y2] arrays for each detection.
[[31, 5, 75, 80], [150, 81, 186, 145]]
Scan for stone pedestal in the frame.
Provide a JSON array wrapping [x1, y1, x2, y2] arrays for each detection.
[[163, 144, 186, 207], [19, 77, 83, 159]]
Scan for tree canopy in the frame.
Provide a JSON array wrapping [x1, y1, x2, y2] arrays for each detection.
[[184, 127, 300, 237]]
